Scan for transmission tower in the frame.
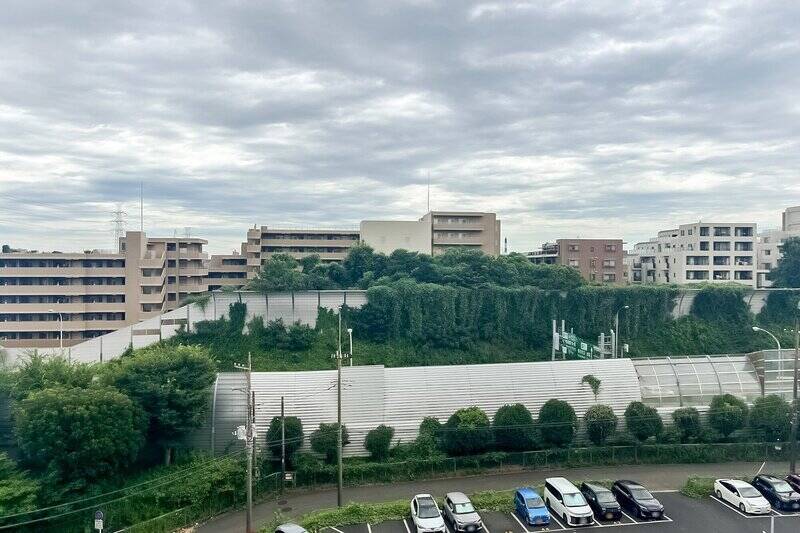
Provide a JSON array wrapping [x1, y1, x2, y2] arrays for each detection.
[[111, 205, 128, 252]]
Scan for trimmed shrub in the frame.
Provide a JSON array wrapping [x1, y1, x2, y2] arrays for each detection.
[[493, 404, 537, 451], [681, 477, 715, 499], [749, 394, 792, 442], [364, 425, 395, 461], [538, 399, 577, 448], [265, 416, 304, 463], [708, 394, 748, 438], [584, 405, 618, 446], [624, 401, 663, 442], [442, 407, 493, 456], [310, 423, 350, 464], [672, 407, 702, 442]]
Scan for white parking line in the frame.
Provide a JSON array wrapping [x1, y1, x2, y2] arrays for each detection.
[[547, 512, 568, 530], [402, 519, 412, 533], [710, 495, 772, 519], [367, 524, 373, 533], [330, 528, 345, 533], [618, 510, 637, 523], [509, 512, 532, 533], [482, 520, 491, 533]]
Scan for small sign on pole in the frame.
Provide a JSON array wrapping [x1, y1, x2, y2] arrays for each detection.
[[94, 510, 104, 532]]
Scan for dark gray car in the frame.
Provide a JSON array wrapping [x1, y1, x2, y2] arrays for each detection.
[[443, 492, 483, 532]]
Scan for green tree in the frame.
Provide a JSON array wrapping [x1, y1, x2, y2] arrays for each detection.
[[768, 237, 800, 287], [107, 345, 216, 465], [538, 399, 577, 448], [708, 394, 748, 438], [624, 401, 663, 442], [0, 452, 39, 519], [265, 416, 304, 464], [672, 407, 702, 442], [15, 387, 146, 485], [442, 407, 493, 456], [10, 354, 98, 401], [310, 423, 349, 464], [584, 404, 618, 446], [247, 254, 307, 292], [364, 425, 395, 461], [493, 404, 537, 451], [284, 322, 316, 351], [343, 244, 378, 286], [749, 394, 792, 442], [581, 375, 602, 401]]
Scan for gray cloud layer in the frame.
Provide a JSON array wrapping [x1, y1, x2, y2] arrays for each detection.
[[1, 0, 799, 254]]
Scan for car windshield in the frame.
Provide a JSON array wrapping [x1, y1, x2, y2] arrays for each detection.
[[525, 497, 544, 508], [739, 487, 761, 498], [631, 488, 653, 500], [454, 502, 475, 514], [596, 491, 617, 504], [771, 481, 793, 493], [563, 493, 588, 507], [418, 501, 440, 519]]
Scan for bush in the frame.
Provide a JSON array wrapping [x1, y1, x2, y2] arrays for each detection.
[[624, 401, 663, 442], [265, 416, 304, 464], [298, 500, 409, 531], [9, 354, 98, 401], [538, 399, 577, 448], [584, 405, 618, 446], [493, 404, 537, 451], [0, 452, 39, 518], [681, 477, 715, 499], [469, 490, 515, 512], [749, 394, 792, 442], [708, 394, 749, 438], [310, 423, 350, 464], [364, 425, 395, 461], [285, 322, 316, 351], [672, 407, 702, 442], [442, 407, 493, 456]]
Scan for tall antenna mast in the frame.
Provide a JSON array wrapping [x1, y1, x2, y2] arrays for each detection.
[[427, 171, 431, 212], [111, 204, 127, 252], [139, 181, 144, 232]]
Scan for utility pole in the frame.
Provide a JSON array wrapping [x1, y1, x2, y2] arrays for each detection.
[[790, 300, 800, 474], [234, 352, 255, 533], [332, 306, 351, 507], [280, 395, 286, 494]]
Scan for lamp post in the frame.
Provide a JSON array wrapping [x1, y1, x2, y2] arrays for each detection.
[[48, 308, 63, 357], [614, 305, 630, 358], [790, 300, 800, 473], [753, 326, 783, 374]]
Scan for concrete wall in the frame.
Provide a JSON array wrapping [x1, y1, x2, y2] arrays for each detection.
[[360, 219, 432, 254]]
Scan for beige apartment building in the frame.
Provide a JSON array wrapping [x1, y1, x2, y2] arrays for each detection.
[[0, 231, 208, 349], [527, 239, 624, 283], [206, 253, 248, 290], [420, 211, 502, 256]]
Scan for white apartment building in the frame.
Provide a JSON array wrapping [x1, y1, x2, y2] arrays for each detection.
[[628, 222, 758, 287]]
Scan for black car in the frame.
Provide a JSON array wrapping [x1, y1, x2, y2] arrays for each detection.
[[580, 482, 622, 521], [611, 480, 664, 520], [752, 475, 800, 511], [787, 474, 800, 494]]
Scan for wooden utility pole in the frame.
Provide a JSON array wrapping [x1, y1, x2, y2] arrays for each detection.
[[235, 352, 255, 533], [790, 304, 799, 473], [280, 395, 286, 494]]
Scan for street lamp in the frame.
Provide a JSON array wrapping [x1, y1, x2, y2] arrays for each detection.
[[48, 308, 63, 356], [791, 300, 800, 473], [753, 326, 783, 375], [614, 305, 630, 358]]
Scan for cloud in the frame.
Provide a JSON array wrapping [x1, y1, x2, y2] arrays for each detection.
[[0, 0, 799, 254]]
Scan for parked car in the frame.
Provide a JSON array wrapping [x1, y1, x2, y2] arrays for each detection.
[[611, 480, 665, 520], [579, 482, 622, 521], [513, 487, 550, 527], [713, 479, 771, 515], [411, 494, 446, 533], [543, 477, 594, 526], [786, 473, 800, 494], [752, 475, 800, 512], [443, 492, 483, 532], [275, 524, 308, 533]]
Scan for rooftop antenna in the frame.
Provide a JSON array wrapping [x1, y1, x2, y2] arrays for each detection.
[[184, 227, 192, 238], [504, 237, 508, 255], [427, 171, 431, 212], [111, 204, 127, 252], [139, 181, 144, 232]]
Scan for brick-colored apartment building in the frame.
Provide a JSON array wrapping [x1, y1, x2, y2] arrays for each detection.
[[527, 239, 624, 283]]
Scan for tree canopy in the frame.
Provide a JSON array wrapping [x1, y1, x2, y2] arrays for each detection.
[[768, 236, 800, 288]]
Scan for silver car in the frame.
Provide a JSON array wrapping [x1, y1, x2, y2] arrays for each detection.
[[443, 492, 483, 532], [411, 494, 446, 533]]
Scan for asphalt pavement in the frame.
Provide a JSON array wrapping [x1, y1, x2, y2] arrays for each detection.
[[196, 461, 790, 533]]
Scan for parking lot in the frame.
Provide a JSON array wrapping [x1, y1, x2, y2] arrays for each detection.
[[321, 491, 800, 533]]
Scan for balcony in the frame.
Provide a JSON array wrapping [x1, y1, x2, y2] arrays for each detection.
[[0, 267, 127, 277], [432, 235, 486, 245], [0, 284, 126, 296], [0, 302, 126, 313], [261, 238, 357, 248], [0, 319, 126, 332], [432, 223, 485, 231]]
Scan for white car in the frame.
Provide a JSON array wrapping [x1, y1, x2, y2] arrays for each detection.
[[714, 479, 772, 515], [411, 494, 446, 533]]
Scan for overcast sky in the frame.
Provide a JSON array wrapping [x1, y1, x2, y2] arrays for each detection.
[[1, 1, 799, 255]]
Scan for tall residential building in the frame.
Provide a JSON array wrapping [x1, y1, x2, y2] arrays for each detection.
[[0, 231, 208, 349], [359, 219, 433, 255], [420, 211, 502, 256], [527, 239, 624, 283], [627, 222, 758, 287], [756, 206, 800, 287], [206, 253, 248, 291]]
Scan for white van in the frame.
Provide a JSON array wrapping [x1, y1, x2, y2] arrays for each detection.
[[543, 477, 594, 527]]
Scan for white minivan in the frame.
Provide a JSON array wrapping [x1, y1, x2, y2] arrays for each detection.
[[543, 477, 594, 527]]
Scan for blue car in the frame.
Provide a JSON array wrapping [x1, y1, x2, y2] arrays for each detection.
[[514, 487, 550, 526]]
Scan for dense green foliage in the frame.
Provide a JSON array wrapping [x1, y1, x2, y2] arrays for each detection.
[[672, 407, 702, 442], [708, 394, 749, 438], [310, 423, 350, 464], [749, 394, 792, 442], [681, 477, 716, 499], [768, 237, 800, 287], [537, 399, 577, 448], [584, 405, 618, 445], [7, 354, 98, 401], [581, 375, 602, 400], [691, 285, 751, 325], [265, 416, 304, 463], [15, 387, 147, 487], [106, 344, 216, 464], [0, 452, 39, 517], [442, 407, 493, 456], [493, 404, 537, 451], [364, 425, 395, 461], [624, 401, 663, 442]]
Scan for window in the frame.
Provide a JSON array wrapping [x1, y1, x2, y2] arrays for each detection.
[[700, 241, 710, 251], [735, 271, 753, 280], [700, 227, 710, 236], [688, 229, 693, 235], [686, 271, 709, 280], [734, 242, 753, 252], [713, 226, 731, 237], [686, 256, 709, 265], [680, 230, 685, 236], [568, 244, 580, 252], [568, 259, 579, 268], [734, 256, 753, 266], [605, 244, 617, 252], [713, 271, 730, 280], [603, 259, 616, 267], [713, 242, 731, 251], [765, 249, 771, 256], [713, 256, 730, 266], [735, 227, 753, 237], [603, 273, 616, 282]]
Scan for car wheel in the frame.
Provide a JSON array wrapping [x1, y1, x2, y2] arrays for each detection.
[[739, 504, 746, 513], [715, 490, 722, 499]]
